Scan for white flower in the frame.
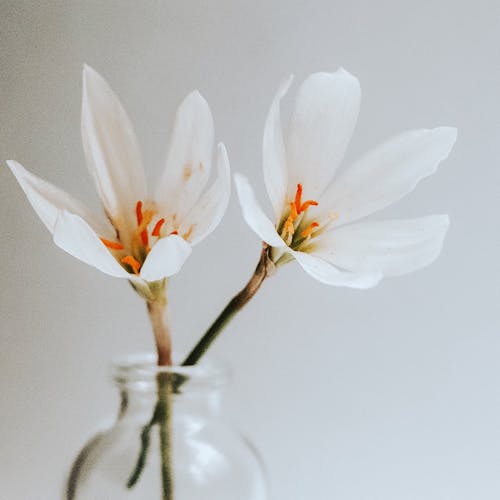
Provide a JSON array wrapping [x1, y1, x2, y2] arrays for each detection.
[[7, 65, 230, 287], [235, 69, 456, 289]]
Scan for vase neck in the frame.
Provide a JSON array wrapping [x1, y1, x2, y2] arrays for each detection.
[[111, 354, 230, 426]]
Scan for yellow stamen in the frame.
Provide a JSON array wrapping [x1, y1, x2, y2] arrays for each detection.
[[300, 222, 319, 238], [100, 238, 124, 250], [121, 255, 141, 275], [280, 184, 322, 247], [182, 226, 194, 240], [284, 215, 295, 238]]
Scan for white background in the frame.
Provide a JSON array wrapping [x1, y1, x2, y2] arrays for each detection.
[[1, 1, 499, 499]]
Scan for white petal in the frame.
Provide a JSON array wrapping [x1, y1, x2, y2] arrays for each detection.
[[81, 64, 147, 231], [314, 215, 450, 277], [53, 210, 132, 279], [286, 69, 361, 198], [155, 91, 215, 219], [140, 235, 192, 281], [320, 127, 457, 227], [180, 143, 231, 245], [234, 173, 286, 248], [263, 75, 293, 219], [7, 160, 112, 237], [292, 250, 382, 289]]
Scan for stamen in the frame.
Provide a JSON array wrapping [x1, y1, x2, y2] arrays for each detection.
[[136, 201, 143, 226], [138, 210, 154, 247], [152, 218, 165, 237], [100, 237, 124, 250], [283, 216, 295, 246], [182, 226, 194, 240], [284, 215, 295, 238], [140, 230, 149, 247], [170, 230, 179, 235], [282, 184, 321, 247], [293, 183, 318, 214], [121, 255, 141, 275], [300, 222, 319, 238], [299, 200, 319, 213], [294, 183, 303, 213]]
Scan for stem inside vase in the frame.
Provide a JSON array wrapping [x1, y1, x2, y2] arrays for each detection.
[[157, 372, 174, 499]]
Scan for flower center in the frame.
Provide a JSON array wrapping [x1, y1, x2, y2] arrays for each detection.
[[100, 200, 179, 276], [279, 184, 320, 249]]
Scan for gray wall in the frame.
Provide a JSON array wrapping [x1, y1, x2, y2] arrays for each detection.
[[1, 1, 499, 498]]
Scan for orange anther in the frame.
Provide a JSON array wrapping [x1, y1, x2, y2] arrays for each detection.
[[170, 230, 179, 235], [136, 201, 143, 226], [152, 218, 165, 237], [100, 238, 124, 250], [293, 183, 318, 214], [300, 222, 319, 238], [289, 201, 298, 220], [294, 183, 303, 213], [299, 200, 319, 213], [121, 255, 141, 275], [140, 229, 149, 247], [137, 209, 154, 247]]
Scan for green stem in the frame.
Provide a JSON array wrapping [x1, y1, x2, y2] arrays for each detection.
[[126, 403, 161, 488], [182, 244, 274, 366], [130, 299, 174, 499], [157, 373, 174, 500]]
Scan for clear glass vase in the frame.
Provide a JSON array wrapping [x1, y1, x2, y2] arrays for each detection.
[[66, 354, 268, 500]]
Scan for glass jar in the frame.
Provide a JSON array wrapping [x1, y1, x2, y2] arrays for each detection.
[[66, 354, 268, 499]]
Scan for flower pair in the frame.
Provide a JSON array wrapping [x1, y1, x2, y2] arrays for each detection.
[[8, 66, 456, 291]]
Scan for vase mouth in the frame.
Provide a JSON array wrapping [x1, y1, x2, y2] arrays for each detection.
[[111, 353, 231, 392]]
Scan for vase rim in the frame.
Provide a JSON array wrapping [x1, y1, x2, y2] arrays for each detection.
[[111, 352, 231, 391]]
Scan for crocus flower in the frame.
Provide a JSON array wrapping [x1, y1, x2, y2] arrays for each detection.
[[235, 69, 456, 289], [8, 65, 230, 291]]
